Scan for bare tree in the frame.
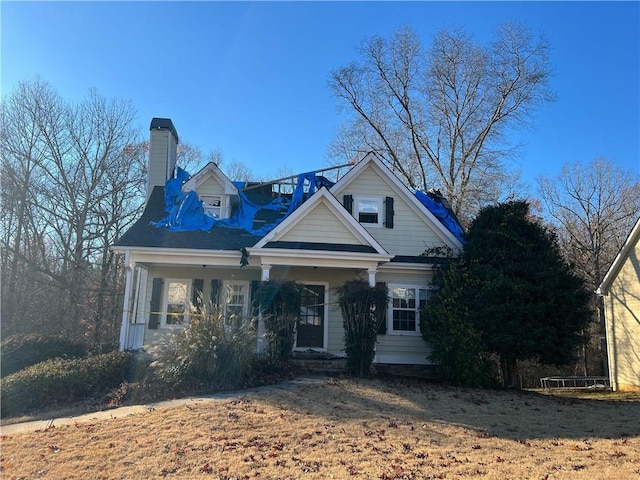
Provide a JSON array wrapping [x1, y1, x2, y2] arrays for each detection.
[[329, 23, 554, 222], [1, 79, 66, 335], [538, 158, 640, 374], [0, 79, 145, 346], [221, 160, 251, 183]]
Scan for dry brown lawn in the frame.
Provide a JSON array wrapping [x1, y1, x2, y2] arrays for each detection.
[[1, 376, 639, 479]]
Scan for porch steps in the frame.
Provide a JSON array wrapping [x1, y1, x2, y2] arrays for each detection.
[[291, 351, 347, 373], [291, 351, 439, 379]]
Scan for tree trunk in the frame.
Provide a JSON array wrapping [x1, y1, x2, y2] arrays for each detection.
[[500, 357, 520, 388]]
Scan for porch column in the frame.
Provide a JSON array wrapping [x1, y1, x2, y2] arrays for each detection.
[[256, 263, 272, 354], [261, 264, 271, 281], [367, 267, 377, 287], [118, 250, 134, 351]]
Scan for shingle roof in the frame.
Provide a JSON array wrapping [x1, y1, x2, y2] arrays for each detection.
[[262, 241, 378, 253], [113, 187, 262, 250]]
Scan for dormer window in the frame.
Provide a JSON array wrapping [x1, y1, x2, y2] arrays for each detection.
[[201, 195, 222, 219], [355, 197, 382, 226]]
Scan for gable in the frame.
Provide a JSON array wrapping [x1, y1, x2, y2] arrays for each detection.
[[197, 176, 227, 196], [598, 217, 640, 294], [278, 202, 362, 245], [254, 188, 388, 255], [331, 155, 463, 255], [182, 162, 237, 196]]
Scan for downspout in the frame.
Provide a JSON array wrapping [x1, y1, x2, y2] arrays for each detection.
[[118, 250, 134, 351]]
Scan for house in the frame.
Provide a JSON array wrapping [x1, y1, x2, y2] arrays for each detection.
[[112, 118, 464, 366], [596, 218, 640, 391]]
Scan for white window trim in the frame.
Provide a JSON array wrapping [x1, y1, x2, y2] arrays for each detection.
[[354, 196, 383, 227], [161, 278, 192, 329], [201, 194, 223, 220], [387, 284, 430, 336], [222, 280, 250, 321]]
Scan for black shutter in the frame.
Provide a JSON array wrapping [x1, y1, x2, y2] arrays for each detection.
[[148, 278, 163, 330], [343, 194, 353, 214], [384, 196, 394, 228], [250, 280, 261, 317], [376, 281, 388, 335], [210, 279, 221, 305], [192, 278, 204, 309]]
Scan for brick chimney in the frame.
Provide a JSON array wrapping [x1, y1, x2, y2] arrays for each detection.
[[147, 118, 179, 201]]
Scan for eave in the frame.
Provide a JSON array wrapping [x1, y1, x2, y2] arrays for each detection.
[[110, 245, 246, 267], [247, 246, 392, 269]]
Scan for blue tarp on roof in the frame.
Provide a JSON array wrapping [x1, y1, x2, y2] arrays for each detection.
[[151, 170, 334, 236], [151, 167, 464, 244], [414, 190, 465, 243]]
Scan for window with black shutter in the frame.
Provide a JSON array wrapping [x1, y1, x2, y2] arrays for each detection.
[[343, 194, 353, 214], [192, 278, 204, 309], [384, 196, 394, 228], [210, 279, 221, 305], [148, 278, 163, 330]]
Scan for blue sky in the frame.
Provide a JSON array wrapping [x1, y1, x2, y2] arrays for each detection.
[[2, 1, 639, 190]]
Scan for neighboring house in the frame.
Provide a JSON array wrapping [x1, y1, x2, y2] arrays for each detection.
[[597, 218, 640, 391], [112, 118, 464, 366]]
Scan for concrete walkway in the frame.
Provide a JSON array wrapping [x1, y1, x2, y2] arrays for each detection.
[[0, 375, 329, 436]]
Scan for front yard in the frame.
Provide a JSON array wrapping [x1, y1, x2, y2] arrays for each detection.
[[1, 376, 639, 479]]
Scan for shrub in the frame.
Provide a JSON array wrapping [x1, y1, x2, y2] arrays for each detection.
[[420, 262, 498, 388], [254, 281, 302, 362], [1, 350, 133, 417], [0, 334, 87, 377], [337, 280, 389, 377], [151, 304, 257, 389]]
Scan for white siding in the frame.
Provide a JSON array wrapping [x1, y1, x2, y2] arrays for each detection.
[[279, 202, 361, 245], [269, 266, 363, 354], [147, 129, 174, 200], [375, 270, 434, 364], [138, 263, 436, 365], [142, 266, 261, 347], [269, 266, 434, 363], [341, 165, 446, 256], [196, 176, 228, 197]]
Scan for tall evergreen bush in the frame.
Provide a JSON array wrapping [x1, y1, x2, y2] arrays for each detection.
[[337, 280, 388, 377], [254, 280, 302, 362]]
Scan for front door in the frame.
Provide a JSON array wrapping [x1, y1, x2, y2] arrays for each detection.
[[296, 284, 325, 348]]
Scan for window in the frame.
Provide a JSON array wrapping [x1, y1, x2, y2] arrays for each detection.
[[201, 195, 222, 219], [162, 279, 191, 327], [388, 285, 430, 335], [355, 197, 382, 226], [223, 281, 249, 325]]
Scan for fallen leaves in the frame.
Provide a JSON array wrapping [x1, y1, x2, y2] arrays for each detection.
[[1, 378, 639, 479], [46, 444, 60, 453]]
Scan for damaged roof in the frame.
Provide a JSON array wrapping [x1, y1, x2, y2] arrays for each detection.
[[113, 186, 261, 250]]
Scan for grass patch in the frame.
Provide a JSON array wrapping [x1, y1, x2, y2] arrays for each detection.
[[1, 376, 639, 479]]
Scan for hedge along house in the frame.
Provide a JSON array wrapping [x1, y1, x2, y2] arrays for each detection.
[[597, 217, 640, 391], [112, 118, 464, 365]]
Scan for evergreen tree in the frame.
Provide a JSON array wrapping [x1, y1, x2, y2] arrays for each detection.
[[423, 201, 592, 387]]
